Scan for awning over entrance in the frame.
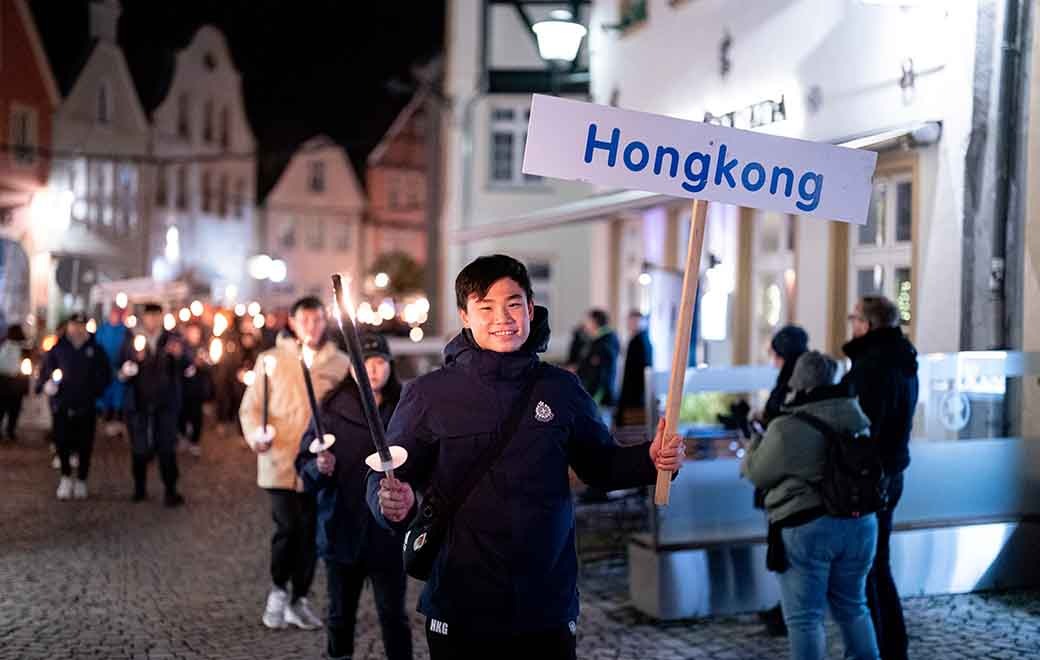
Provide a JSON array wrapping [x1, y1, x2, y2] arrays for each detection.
[[449, 121, 941, 244]]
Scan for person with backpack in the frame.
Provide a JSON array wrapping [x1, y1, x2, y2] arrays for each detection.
[[841, 295, 918, 660], [742, 351, 881, 660], [295, 332, 412, 660]]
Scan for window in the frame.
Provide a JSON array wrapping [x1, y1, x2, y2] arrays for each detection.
[[304, 218, 325, 251], [489, 105, 539, 186], [155, 166, 168, 206], [117, 165, 137, 233], [308, 161, 325, 193], [848, 170, 914, 326], [406, 173, 422, 209], [387, 172, 402, 210], [279, 218, 296, 249], [524, 259, 553, 313], [9, 105, 37, 166], [219, 106, 230, 149], [175, 166, 188, 210], [203, 99, 214, 143], [100, 162, 114, 227], [335, 222, 351, 251], [177, 93, 190, 139], [218, 173, 229, 217], [201, 170, 213, 213], [751, 210, 796, 362], [233, 178, 246, 218], [97, 81, 111, 124]]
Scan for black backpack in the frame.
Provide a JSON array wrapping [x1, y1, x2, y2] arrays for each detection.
[[792, 411, 887, 518]]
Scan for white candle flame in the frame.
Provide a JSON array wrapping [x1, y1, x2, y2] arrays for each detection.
[[20, 358, 32, 376], [133, 335, 147, 353], [52, 369, 63, 383], [209, 337, 223, 363]]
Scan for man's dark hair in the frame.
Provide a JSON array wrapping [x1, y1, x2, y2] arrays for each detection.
[[860, 296, 899, 330], [142, 302, 162, 314], [455, 254, 533, 310], [290, 296, 325, 317], [588, 309, 609, 329], [628, 309, 646, 320]]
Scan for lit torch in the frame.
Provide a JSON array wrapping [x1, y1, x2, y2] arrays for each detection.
[[208, 337, 223, 364], [20, 358, 32, 377], [330, 273, 406, 476], [300, 342, 335, 454]]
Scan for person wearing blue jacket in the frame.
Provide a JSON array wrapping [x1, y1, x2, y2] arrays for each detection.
[[95, 306, 128, 428], [37, 314, 111, 500], [296, 332, 412, 660], [370, 254, 683, 659]]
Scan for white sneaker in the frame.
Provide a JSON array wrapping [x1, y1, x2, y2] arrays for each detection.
[[283, 597, 322, 630], [51, 455, 61, 470], [262, 586, 289, 629], [56, 477, 73, 500], [73, 479, 88, 500]]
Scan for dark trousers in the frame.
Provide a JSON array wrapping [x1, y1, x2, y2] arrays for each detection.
[[178, 398, 204, 445], [54, 409, 96, 479], [867, 471, 908, 660], [326, 558, 412, 660], [0, 389, 23, 437], [128, 408, 179, 496], [269, 489, 317, 602], [426, 622, 576, 660]]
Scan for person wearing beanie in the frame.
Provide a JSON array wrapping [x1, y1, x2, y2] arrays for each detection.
[[764, 325, 810, 426], [295, 331, 412, 660], [742, 351, 880, 660]]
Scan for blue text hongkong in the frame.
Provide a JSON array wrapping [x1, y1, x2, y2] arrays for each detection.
[[583, 123, 825, 212]]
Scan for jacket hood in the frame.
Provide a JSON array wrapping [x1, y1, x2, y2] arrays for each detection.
[[843, 326, 918, 375], [785, 383, 871, 434], [443, 305, 550, 379]]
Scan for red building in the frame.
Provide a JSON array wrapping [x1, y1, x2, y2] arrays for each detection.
[[0, 0, 60, 330]]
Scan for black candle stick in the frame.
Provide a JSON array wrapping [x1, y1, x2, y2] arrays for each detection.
[[261, 355, 273, 432], [299, 343, 326, 441], [330, 273, 398, 476]]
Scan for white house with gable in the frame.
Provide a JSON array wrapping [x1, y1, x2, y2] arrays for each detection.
[[261, 135, 365, 307], [148, 24, 257, 302]]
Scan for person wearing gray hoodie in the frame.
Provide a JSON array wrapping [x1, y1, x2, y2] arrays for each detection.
[[742, 351, 879, 660]]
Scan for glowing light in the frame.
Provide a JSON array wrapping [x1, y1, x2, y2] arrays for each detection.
[[378, 301, 395, 321], [209, 337, 223, 363], [133, 335, 147, 353], [415, 297, 430, 313], [165, 226, 180, 262], [263, 354, 276, 375], [374, 272, 390, 289], [115, 292, 128, 309], [409, 326, 424, 342], [403, 303, 420, 325], [252, 314, 266, 329], [247, 301, 261, 317], [164, 313, 176, 331], [125, 315, 138, 329], [247, 254, 272, 280], [213, 313, 229, 337], [20, 358, 32, 376], [301, 344, 316, 369], [242, 370, 256, 386], [224, 284, 238, 302], [86, 318, 97, 334], [357, 302, 375, 325], [42, 335, 58, 352], [51, 369, 63, 383], [190, 300, 204, 317], [269, 259, 287, 283], [234, 303, 247, 317], [179, 308, 191, 322], [638, 272, 652, 286]]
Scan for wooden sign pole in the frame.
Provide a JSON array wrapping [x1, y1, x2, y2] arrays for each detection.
[[654, 199, 708, 506]]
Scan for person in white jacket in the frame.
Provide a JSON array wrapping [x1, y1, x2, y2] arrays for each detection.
[[240, 296, 349, 631]]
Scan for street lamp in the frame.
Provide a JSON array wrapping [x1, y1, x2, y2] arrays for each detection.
[[532, 10, 587, 63]]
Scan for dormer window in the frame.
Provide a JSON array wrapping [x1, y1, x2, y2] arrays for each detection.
[[308, 161, 326, 193], [97, 81, 112, 124], [203, 52, 217, 71]]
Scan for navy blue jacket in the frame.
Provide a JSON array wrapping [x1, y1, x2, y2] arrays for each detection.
[[841, 326, 919, 474], [296, 376, 402, 565], [119, 330, 188, 414], [37, 335, 111, 414], [366, 307, 658, 634]]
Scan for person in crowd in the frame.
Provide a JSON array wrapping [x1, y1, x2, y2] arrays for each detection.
[[564, 324, 587, 374], [118, 303, 188, 507], [178, 323, 214, 458], [213, 315, 243, 437], [742, 351, 879, 660], [240, 296, 349, 631], [36, 314, 111, 500], [295, 332, 412, 660], [842, 296, 919, 660], [95, 306, 129, 436], [0, 324, 29, 442], [616, 310, 653, 427], [576, 309, 621, 418], [370, 254, 683, 659], [757, 323, 810, 637]]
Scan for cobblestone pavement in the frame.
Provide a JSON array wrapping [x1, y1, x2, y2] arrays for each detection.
[[2, 425, 1039, 659]]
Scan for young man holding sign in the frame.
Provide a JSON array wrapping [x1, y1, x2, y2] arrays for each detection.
[[370, 255, 683, 659]]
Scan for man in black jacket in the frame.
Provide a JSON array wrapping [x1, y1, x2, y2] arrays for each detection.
[[369, 255, 682, 660], [616, 310, 653, 427], [576, 309, 620, 415], [841, 295, 919, 660], [37, 314, 111, 500], [118, 303, 189, 506]]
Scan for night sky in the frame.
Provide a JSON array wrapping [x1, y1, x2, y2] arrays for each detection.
[[29, 0, 445, 198]]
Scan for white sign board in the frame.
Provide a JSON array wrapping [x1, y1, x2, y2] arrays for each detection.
[[522, 95, 877, 225]]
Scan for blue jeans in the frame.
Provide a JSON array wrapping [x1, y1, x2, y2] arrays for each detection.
[[779, 515, 880, 660]]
